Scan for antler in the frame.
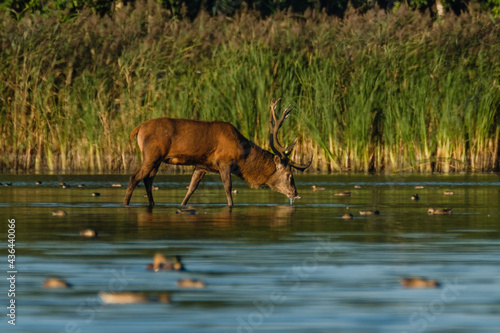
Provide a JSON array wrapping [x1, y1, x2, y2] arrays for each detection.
[[269, 99, 312, 171], [290, 157, 312, 171], [269, 99, 294, 158]]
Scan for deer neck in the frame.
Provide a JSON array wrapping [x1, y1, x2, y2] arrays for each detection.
[[236, 144, 276, 188]]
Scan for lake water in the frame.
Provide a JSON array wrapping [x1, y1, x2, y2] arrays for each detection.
[[1, 173, 499, 332]]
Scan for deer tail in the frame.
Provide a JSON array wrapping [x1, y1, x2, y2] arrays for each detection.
[[129, 124, 141, 142]]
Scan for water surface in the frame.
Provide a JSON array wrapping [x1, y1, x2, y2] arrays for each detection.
[[1, 174, 499, 332]]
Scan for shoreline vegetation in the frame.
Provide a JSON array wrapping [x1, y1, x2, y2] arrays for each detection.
[[1, 2, 499, 173]]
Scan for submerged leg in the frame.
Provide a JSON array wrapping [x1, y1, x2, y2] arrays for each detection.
[[181, 167, 207, 206]]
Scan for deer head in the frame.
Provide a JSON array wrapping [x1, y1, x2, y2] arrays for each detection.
[[264, 99, 312, 200], [269, 99, 312, 171]]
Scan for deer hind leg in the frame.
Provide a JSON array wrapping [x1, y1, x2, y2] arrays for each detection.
[[123, 160, 159, 206], [143, 163, 161, 207], [181, 167, 207, 206]]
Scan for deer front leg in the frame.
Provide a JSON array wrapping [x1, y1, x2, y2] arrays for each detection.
[[181, 167, 207, 206], [219, 166, 233, 206]]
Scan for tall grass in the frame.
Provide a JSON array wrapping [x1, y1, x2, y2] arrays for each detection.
[[1, 2, 499, 173]]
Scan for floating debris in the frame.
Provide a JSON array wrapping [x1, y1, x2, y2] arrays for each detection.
[[177, 279, 206, 289], [150, 253, 171, 271], [427, 207, 452, 215], [359, 210, 380, 215], [156, 293, 171, 303], [51, 210, 67, 216], [171, 255, 185, 271], [79, 229, 98, 238], [43, 278, 71, 289], [334, 192, 351, 197], [311, 185, 325, 191], [399, 277, 441, 288], [147, 253, 185, 272], [99, 291, 148, 304], [411, 194, 420, 200]]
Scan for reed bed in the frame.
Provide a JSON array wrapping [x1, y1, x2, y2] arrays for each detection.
[[1, 2, 499, 173]]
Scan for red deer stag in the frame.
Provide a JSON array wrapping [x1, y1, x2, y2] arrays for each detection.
[[123, 100, 311, 207]]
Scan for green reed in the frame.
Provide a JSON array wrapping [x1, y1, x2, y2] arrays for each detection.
[[0, 3, 499, 173]]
